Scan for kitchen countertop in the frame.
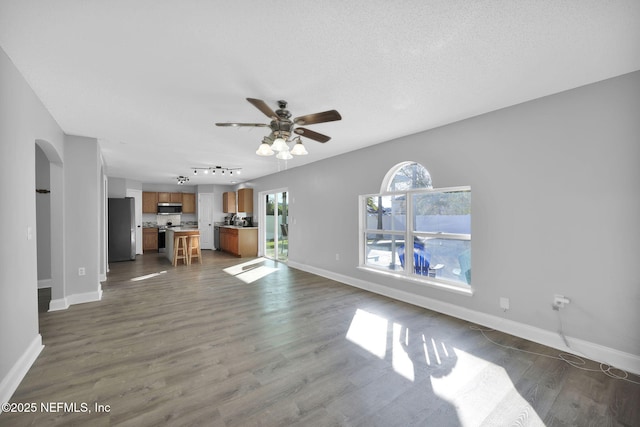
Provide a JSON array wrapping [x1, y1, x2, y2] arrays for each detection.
[[220, 225, 258, 229], [165, 227, 199, 232]]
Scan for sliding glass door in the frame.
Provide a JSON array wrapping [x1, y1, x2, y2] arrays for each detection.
[[264, 190, 288, 262]]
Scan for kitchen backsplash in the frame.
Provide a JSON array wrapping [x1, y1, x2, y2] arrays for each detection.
[[143, 214, 197, 228]]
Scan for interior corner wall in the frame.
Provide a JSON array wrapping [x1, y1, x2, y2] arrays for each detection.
[[0, 46, 64, 402], [64, 135, 102, 301], [250, 71, 640, 365]]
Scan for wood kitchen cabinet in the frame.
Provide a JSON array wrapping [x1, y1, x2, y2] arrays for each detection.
[[182, 193, 196, 214], [222, 192, 236, 213], [142, 192, 158, 213], [219, 226, 257, 257], [158, 192, 183, 203], [143, 227, 158, 252], [237, 188, 253, 213]]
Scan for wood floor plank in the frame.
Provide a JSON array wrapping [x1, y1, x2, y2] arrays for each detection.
[[3, 251, 638, 426]]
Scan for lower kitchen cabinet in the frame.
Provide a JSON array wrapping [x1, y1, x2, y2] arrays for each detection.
[[143, 228, 158, 252], [219, 227, 257, 257]]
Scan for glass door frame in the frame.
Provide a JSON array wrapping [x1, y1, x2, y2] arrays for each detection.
[[258, 187, 289, 262]]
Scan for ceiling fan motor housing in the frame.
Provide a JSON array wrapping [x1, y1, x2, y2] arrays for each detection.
[[275, 100, 292, 120], [270, 118, 293, 138]]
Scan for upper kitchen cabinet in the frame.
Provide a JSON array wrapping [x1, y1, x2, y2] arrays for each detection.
[[158, 192, 183, 203], [237, 188, 254, 213], [182, 193, 196, 214], [142, 191, 158, 213], [223, 192, 236, 213]]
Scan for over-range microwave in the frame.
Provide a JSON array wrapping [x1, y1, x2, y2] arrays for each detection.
[[157, 203, 182, 215]]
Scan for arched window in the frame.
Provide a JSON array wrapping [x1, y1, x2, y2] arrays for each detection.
[[382, 161, 433, 192], [360, 162, 471, 294]]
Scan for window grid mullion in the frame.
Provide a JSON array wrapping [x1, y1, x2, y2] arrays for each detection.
[[406, 191, 413, 275]]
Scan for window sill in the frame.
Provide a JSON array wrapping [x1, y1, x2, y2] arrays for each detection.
[[357, 265, 474, 297]]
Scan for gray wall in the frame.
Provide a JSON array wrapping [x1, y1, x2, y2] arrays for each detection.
[[64, 135, 103, 296], [250, 71, 640, 360], [1, 46, 107, 401], [107, 177, 127, 198], [0, 46, 64, 400]]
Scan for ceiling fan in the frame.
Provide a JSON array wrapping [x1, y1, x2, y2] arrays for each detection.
[[216, 98, 342, 148]]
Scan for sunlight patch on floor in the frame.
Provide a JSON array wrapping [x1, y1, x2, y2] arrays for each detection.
[[392, 322, 415, 381], [430, 349, 544, 426], [223, 258, 280, 283], [345, 308, 545, 426], [346, 308, 388, 359], [130, 271, 167, 281]]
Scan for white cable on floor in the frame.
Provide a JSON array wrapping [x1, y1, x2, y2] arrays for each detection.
[[469, 324, 640, 385]]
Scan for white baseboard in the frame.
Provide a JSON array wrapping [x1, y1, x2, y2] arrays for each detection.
[[48, 297, 69, 311], [67, 287, 103, 306], [37, 279, 52, 289], [49, 285, 103, 312], [0, 335, 44, 408], [288, 261, 640, 376]]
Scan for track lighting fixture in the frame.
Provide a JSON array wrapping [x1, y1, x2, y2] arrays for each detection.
[[190, 166, 242, 177], [177, 176, 190, 185]]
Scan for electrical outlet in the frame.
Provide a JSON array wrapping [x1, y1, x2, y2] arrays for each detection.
[[78, 267, 86, 276], [500, 297, 509, 311]]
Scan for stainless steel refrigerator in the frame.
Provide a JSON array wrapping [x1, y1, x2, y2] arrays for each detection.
[[108, 197, 136, 262]]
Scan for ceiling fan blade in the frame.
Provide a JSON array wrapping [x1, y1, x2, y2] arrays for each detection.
[[294, 127, 331, 143], [247, 98, 277, 119], [293, 110, 342, 126], [215, 122, 269, 127]]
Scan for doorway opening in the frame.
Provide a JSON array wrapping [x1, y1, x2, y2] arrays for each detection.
[[263, 190, 288, 262], [35, 139, 64, 312]]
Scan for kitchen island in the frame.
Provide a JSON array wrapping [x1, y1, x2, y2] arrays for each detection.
[[165, 228, 200, 265], [219, 225, 258, 257]]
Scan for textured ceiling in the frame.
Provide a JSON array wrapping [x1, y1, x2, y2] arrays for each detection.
[[1, 1, 639, 185]]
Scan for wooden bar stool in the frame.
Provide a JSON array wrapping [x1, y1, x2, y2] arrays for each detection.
[[173, 235, 189, 266], [188, 234, 202, 264]]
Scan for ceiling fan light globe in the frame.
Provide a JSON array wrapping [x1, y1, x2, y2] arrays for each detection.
[[256, 143, 274, 156], [271, 137, 288, 152], [290, 141, 308, 155]]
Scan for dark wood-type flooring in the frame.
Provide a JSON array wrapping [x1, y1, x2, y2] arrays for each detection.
[[4, 251, 639, 426]]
